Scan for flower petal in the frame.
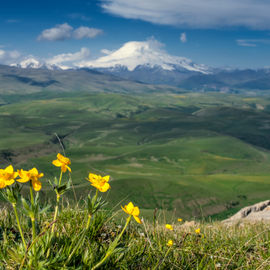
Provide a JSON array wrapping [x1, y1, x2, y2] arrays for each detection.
[[16, 177, 30, 183], [89, 173, 98, 182], [57, 153, 71, 165], [52, 160, 62, 167], [126, 202, 134, 214], [61, 165, 67, 173], [32, 180, 42, 191], [165, 224, 173, 231], [121, 205, 129, 215], [99, 182, 110, 192], [0, 180, 6, 189], [103, 175, 110, 182], [133, 215, 142, 224], [5, 165, 14, 174], [5, 179, 14, 186], [66, 165, 72, 173], [132, 206, 140, 216]]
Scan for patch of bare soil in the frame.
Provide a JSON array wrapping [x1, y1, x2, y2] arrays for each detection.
[[0, 141, 61, 166]]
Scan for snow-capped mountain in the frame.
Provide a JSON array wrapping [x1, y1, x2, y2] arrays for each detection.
[[11, 57, 64, 70], [11, 57, 43, 69], [12, 39, 270, 91], [77, 40, 211, 75], [9, 40, 213, 86]]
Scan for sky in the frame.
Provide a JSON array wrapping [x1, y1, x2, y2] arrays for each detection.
[[1, 0, 270, 69]]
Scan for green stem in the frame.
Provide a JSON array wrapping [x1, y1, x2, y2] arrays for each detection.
[[51, 194, 60, 232], [92, 215, 132, 270], [29, 183, 36, 257], [93, 189, 98, 205], [86, 189, 98, 229], [86, 214, 91, 230], [12, 203, 27, 250], [51, 171, 63, 232], [59, 171, 63, 186]]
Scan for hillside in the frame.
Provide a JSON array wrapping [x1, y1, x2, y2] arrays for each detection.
[[0, 65, 180, 96], [1, 90, 270, 219]]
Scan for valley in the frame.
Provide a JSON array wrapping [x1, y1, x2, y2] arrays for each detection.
[[1, 84, 270, 220]]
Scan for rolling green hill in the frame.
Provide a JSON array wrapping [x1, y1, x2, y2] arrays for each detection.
[[1, 90, 270, 219]]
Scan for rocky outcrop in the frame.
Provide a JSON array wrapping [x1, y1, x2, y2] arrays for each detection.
[[223, 200, 270, 223]]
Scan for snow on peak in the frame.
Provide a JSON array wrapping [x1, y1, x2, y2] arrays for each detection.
[[17, 57, 42, 69], [77, 39, 210, 74], [11, 57, 67, 70]]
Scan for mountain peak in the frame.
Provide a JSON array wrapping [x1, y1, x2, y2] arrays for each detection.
[[77, 39, 211, 74], [11, 57, 42, 69]]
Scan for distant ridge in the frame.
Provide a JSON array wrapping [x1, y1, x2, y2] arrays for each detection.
[[0, 64, 182, 95]]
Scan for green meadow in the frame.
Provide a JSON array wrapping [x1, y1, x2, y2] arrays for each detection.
[[1, 91, 270, 220]]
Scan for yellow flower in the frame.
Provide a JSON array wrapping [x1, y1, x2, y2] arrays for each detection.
[[87, 173, 110, 192], [0, 165, 18, 189], [52, 153, 71, 173], [17, 168, 44, 191], [178, 218, 183, 222], [165, 224, 173, 231], [121, 202, 142, 224], [167, 239, 173, 247], [195, 228, 201, 234]]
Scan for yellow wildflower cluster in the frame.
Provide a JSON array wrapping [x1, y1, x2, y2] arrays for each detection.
[[165, 224, 173, 231], [121, 202, 142, 224], [0, 165, 43, 191], [87, 173, 110, 192], [167, 239, 173, 247], [0, 151, 144, 269], [52, 153, 71, 173]]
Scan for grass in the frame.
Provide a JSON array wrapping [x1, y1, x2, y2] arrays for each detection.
[[1, 204, 270, 269], [1, 92, 270, 219], [1, 90, 270, 269]]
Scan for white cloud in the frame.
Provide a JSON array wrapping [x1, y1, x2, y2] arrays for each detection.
[[0, 49, 21, 64], [38, 23, 73, 41], [38, 23, 102, 41], [73, 27, 103, 39], [237, 39, 270, 47], [101, 49, 114, 55], [46, 47, 90, 69], [236, 40, 257, 47], [101, 0, 270, 29], [180, 32, 187, 43], [0, 50, 5, 57]]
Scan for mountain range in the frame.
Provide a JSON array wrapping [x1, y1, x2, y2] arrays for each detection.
[[6, 40, 270, 93]]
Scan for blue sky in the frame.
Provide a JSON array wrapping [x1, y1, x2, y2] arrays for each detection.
[[1, 0, 270, 68]]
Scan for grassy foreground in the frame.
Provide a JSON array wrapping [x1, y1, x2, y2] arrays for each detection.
[[0, 154, 269, 270], [0, 205, 270, 269]]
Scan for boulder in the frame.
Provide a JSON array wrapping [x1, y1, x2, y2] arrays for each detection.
[[223, 200, 270, 223]]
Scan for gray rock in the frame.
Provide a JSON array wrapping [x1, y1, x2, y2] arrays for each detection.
[[223, 200, 270, 223]]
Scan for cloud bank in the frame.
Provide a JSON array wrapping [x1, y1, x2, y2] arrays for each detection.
[[38, 23, 103, 41], [0, 49, 21, 64], [46, 47, 90, 69], [101, 0, 270, 29]]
